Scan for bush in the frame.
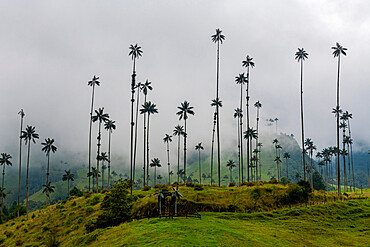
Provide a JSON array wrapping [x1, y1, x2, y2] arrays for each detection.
[[90, 195, 101, 206], [194, 184, 204, 191], [85, 207, 94, 215], [241, 181, 255, 187], [229, 182, 235, 187], [186, 182, 194, 187], [70, 187, 83, 197], [87, 181, 134, 231], [142, 186, 151, 191]]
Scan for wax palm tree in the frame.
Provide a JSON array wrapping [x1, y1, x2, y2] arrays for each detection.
[[226, 160, 236, 183], [62, 169, 74, 197], [98, 152, 109, 190], [332, 42, 347, 195], [173, 125, 184, 183], [242, 55, 255, 181], [295, 48, 308, 181], [276, 144, 283, 179], [283, 152, 290, 179], [211, 28, 225, 188], [257, 142, 263, 180], [0, 153, 12, 217], [104, 119, 116, 187], [42, 182, 55, 204], [140, 80, 153, 187], [132, 82, 142, 188], [150, 158, 161, 186], [340, 121, 348, 191], [163, 134, 173, 185], [305, 138, 316, 187], [41, 138, 57, 187], [92, 107, 109, 192], [87, 75, 100, 192], [129, 44, 143, 195], [17, 109, 25, 218], [244, 127, 258, 181], [235, 73, 247, 181], [140, 101, 159, 186], [342, 111, 355, 191], [176, 101, 195, 183], [210, 98, 222, 186], [234, 108, 243, 184], [20, 125, 39, 219], [254, 101, 262, 180], [195, 143, 204, 184]]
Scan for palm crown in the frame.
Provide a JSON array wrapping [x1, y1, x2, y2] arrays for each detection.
[[173, 125, 185, 136], [332, 42, 347, 57], [92, 108, 110, 123], [0, 153, 12, 167], [242, 55, 255, 68], [97, 152, 109, 162], [235, 73, 247, 85], [62, 169, 74, 182], [140, 101, 158, 116], [254, 101, 262, 108], [283, 152, 290, 159], [104, 120, 116, 132], [41, 138, 57, 156], [88, 75, 100, 87], [195, 143, 204, 151], [234, 108, 243, 118], [226, 160, 235, 169], [129, 44, 143, 60], [21, 125, 39, 144], [211, 98, 223, 108], [141, 80, 153, 96], [176, 101, 195, 120], [150, 158, 161, 168], [211, 28, 225, 44], [295, 48, 308, 61], [163, 134, 173, 143]]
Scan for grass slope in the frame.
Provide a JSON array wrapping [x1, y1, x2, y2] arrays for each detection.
[[0, 187, 369, 246]]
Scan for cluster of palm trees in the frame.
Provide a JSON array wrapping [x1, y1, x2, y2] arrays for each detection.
[[87, 76, 117, 193]]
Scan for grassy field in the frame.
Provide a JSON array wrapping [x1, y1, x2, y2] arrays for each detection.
[[0, 186, 369, 246]]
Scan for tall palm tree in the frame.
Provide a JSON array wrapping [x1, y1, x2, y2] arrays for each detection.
[[41, 138, 57, 187], [132, 82, 142, 188], [210, 98, 222, 186], [140, 101, 159, 187], [150, 158, 161, 186], [211, 28, 225, 188], [244, 127, 257, 181], [17, 109, 25, 218], [140, 80, 153, 187], [98, 152, 109, 190], [42, 182, 55, 204], [104, 119, 116, 187], [234, 108, 243, 185], [226, 160, 236, 183], [305, 138, 316, 187], [332, 42, 347, 195], [92, 107, 110, 192], [173, 125, 184, 183], [87, 75, 100, 192], [0, 153, 12, 217], [62, 169, 74, 197], [242, 55, 255, 182], [20, 125, 39, 219], [295, 48, 308, 181], [163, 134, 173, 185], [235, 73, 247, 181], [129, 44, 143, 194], [176, 101, 195, 183], [342, 111, 355, 191], [283, 152, 290, 179], [254, 101, 262, 180], [195, 143, 204, 184], [257, 142, 263, 180]]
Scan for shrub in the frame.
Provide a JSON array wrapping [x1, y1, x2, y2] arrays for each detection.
[[42, 226, 50, 233], [194, 184, 204, 191], [70, 187, 83, 197], [142, 186, 151, 191], [101, 189, 109, 194], [229, 182, 235, 187], [241, 181, 255, 187], [4, 230, 14, 238], [83, 191, 92, 198], [56, 204, 64, 209], [186, 182, 194, 187], [31, 214, 35, 219], [87, 181, 134, 231], [90, 195, 101, 206], [71, 201, 77, 206], [86, 207, 94, 215], [172, 182, 179, 186]]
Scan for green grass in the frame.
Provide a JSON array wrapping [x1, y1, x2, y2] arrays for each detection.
[[1, 185, 369, 247]]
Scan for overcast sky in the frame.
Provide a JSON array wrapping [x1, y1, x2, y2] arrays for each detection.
[[0, 0, 369, 169]]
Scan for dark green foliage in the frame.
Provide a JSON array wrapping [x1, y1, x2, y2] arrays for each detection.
[[85, 207, 94, 215], [142, 186, 151, 191], [285, 180, 313, 204], [89, 195, 101, 206], [229, 182, 235, 187], [312, 170, 326, 190], [194, 184, 204, 191], [69, 187, 83, 197], [87, 181, 134, 231], [186, 182, 194, 187]]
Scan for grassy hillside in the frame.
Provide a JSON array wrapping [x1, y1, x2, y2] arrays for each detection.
[[0, 185, 369, 246]]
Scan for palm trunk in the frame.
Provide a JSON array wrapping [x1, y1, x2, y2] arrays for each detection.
[[67, 179, 70, 197], [107, 129, 111, 188], [46, 154, 50, 186], [96, 121, 102, 192], [300, 60, 306, 181], [326, 161, 329, 191], [130, 59, 136, 194], [102, 163, 105, 190], [147, 114, 150, 186], [215, 40, 221, 187], [336, 55, 341, 195], [230, 169, 232, 183], [154, 166, 156, 186], [133, 86, 140, 189], [246, 66, 250, 182], [88, 84, 95, 192], [237, 116, 240, 185], [342, 129, 346, 192], [286, 158, 288, 179], [256, 107, 260, 181], [1, 165, 5, 217], [350, 142, 355, 191], [211, 113, 216, 185], [26, 142, 30, 219], [177, 135, 180, 183], [143, 95, 147, 187], [184, 119, 187, 184], [18, 113, 24, 218], [198, 150, 201, 184], [240, 84, 244, 182], [167, 142, 170, 185]]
